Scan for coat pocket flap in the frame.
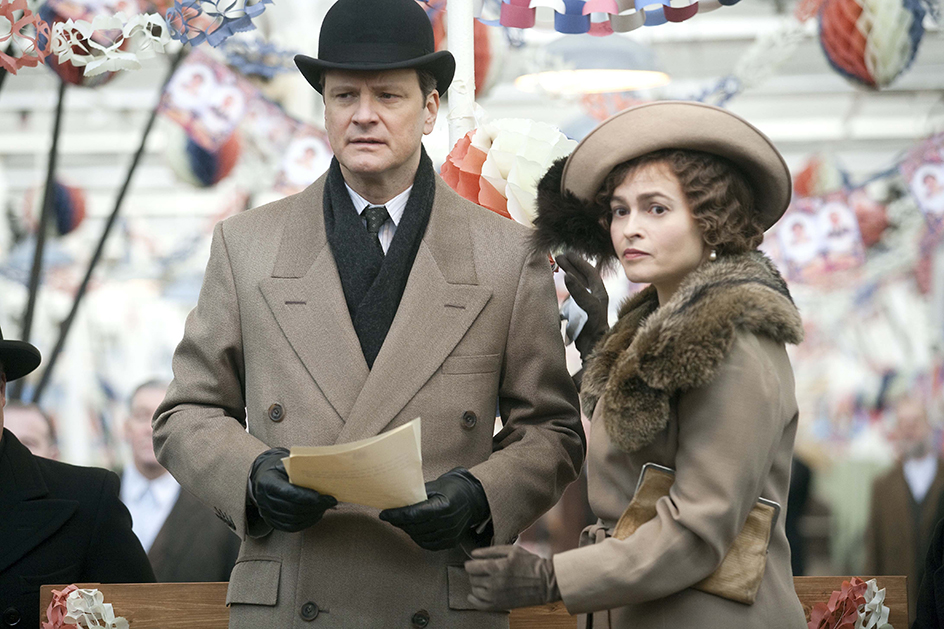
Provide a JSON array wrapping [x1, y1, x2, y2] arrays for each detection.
[[226, 557, 281, 606], [447, 564, 476, 610], [442, 354, 501, 375]]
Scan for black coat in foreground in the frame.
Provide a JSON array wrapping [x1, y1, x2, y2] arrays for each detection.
[[0, 429, 155, 629], [914, 516, 944, 629]]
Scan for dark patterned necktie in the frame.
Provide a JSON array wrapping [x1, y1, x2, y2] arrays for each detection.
[[364, 205, 389, 255]]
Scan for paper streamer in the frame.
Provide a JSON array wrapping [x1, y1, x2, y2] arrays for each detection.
[[441, 118, 576, 227], [808, 577, 867, 629], [806, 577, 893, 629], [221, 37, 296, 78], [48, 12, 171, 77], [0, 0, 52, 74], [820, 0, 926, 88], [63, 588, 129, 629], [696, 13, 809, 106], [857, 578, 892, 629], [166, 0, 273, 48], [480, 0, 740, 34], [41, 584, 78, 629]]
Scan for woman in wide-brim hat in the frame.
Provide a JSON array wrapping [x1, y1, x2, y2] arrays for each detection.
[[465, 101, 808, 629]]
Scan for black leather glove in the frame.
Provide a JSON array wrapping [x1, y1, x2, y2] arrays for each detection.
[[465, 545, 561, 610], [248, 447, 338, 532], [557, 252, 609, 363], [379, 468, 490, 551]]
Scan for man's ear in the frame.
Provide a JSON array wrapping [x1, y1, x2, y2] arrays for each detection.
[[423, 90, 440, 136]]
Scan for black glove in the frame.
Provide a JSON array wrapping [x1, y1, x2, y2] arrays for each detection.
[[248, 447, 338, 532], [557, 252, 609, 363], [379, 468, 490, 551], [465, 545, 561, 610]]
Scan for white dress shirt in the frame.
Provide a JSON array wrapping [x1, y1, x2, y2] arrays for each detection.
[[120, 465, 181, 553], [345, 183, 412, 254], [903, 452, 938, 503]]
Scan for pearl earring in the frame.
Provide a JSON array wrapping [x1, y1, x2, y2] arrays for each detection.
[[708, 250, 717, 262]]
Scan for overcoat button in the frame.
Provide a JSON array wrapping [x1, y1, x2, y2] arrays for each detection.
[[300, 602, 319, 621], [268, 403, 285, 422], [2, 607, 21, 626], [461, 411, 477, 429], [411, 609, 430, 628]]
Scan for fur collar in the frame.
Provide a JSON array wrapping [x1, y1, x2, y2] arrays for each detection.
[[581, 251, 803, 453]]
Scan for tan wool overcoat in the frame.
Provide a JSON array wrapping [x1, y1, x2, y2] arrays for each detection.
[[152, 174, 585, 628], [552, 252, 809, 629]]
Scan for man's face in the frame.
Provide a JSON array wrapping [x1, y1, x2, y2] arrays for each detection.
[[895, 398, 932, 460], [5, 405, 57, 459], [323, 69, 439, 184], [125, 386, 167, 476]]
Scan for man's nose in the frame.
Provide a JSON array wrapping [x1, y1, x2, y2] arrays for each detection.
[[352, 94, 379, 124]]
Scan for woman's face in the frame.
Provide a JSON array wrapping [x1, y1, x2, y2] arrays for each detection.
[[608, 161, 709, 302]]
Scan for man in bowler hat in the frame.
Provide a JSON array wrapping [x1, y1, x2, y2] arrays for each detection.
[[153, 0, 583, 625], [0, 326, 155, 629]]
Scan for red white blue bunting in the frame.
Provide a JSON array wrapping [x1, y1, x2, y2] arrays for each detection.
[[473, 0, 741, 36]]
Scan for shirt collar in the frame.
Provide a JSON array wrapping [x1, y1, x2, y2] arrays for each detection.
[[345, 183, 411, 227], [122, 464, 180, 507]]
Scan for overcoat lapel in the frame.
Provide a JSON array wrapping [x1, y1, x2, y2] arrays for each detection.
[[0, 433, 78, 573], [260, 178, 369, 422], [337, 180, 491, 443]]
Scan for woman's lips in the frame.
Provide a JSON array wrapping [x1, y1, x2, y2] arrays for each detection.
[[623, 249, 649, 260]]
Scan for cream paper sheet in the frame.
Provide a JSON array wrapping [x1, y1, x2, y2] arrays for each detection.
[[283, 417, 427, 510]]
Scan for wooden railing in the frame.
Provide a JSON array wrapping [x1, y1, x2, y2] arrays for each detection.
[[40, 576, 908, 628]]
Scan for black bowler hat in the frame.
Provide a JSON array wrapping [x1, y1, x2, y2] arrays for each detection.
[[0, 324, 41, 382], [295, 0, 456, 95]]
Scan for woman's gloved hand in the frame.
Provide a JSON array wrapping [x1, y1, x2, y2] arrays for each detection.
[[557, 252, 609, 362], [465, 545, 561, 610]]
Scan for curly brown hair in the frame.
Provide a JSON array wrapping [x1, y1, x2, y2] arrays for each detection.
[[595, 148, 765, 256]]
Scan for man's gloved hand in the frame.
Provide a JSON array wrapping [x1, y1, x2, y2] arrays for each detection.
[[557, 252, 609, 363], [379, 468, 490, 551], [249, 447, 338, 532], [465, 545, 561, 610]]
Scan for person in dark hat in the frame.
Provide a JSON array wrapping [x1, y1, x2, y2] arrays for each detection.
[[152, 0, 584, 626], [0, 325, 155, 629]]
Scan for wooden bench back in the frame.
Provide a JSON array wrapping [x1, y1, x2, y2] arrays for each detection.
[[40, 576, 909, 628]]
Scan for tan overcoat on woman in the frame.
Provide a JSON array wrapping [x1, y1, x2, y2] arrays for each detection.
[[464, 101, 810, 628], [553, 252, 807, 629]]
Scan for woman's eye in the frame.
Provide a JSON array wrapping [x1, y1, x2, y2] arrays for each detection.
[[649, 204, 668, 215], [612, 207, 629, 218]]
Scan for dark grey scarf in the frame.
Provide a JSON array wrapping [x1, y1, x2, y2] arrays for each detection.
[[323, 147, 436, 368]]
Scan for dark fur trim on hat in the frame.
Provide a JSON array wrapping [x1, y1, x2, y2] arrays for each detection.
[[531, 158, 616, 264], [581, 251, 803, 453]]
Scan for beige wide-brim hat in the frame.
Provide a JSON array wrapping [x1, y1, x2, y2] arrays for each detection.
[[562, 101, 792, 230]]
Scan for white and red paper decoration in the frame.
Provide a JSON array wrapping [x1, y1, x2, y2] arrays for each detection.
[[819, 0, 926, 89], [441, 119, 576, 227]]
